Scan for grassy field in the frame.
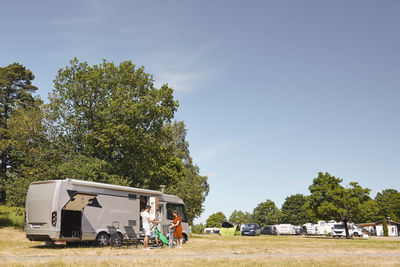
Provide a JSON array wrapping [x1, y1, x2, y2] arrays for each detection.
[[0, 228, 399, 266]]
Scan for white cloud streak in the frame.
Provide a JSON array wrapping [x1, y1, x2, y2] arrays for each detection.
[[194, 139, 239, 165]]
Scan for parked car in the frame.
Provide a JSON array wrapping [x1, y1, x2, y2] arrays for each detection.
[[294, 225, 305, 235], [260, 225, 277, 235], [241, 223, 261, 236]]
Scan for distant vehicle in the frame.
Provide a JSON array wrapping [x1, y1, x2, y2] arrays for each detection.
[[260, 225, 277, 235], [276, 224, 296, 235], [204, 228, 220, 234], [331, 223, 363, 237], [303, 223, 317, 235], [241, 223, 261, 236], [316, 221, 335, 235], [294, 225, 305, 235], [331, 223, 347, 237]]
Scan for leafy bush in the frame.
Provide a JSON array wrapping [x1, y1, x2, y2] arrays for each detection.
[[191, 223, 206, 234], [0, 205, 25, 229]]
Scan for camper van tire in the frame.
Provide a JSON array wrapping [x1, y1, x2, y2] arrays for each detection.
[[110, 232, 124, 247], [95, 232, 110, 247]]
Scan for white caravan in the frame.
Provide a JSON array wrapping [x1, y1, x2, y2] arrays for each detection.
[[276, 224, 296, 235], [303, 223, 317, 235], [25, 179, 190, 245]]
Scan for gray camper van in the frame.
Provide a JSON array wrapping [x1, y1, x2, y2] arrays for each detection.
[[25, 179, 189, 245]]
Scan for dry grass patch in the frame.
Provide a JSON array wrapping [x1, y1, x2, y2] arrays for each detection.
[[0, 228, 400, 266], [2, 256, 400, 267]]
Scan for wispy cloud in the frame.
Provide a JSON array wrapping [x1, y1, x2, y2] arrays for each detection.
[[194, 139, 239, 164], [147, 44, 220, 93], [46, 1, 221, 93]]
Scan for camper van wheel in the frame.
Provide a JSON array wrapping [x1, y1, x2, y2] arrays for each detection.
[[111, 233, 124, 247], [95, 232, 110, 247]]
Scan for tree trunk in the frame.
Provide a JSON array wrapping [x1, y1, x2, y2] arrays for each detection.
[[344, 220, 350, 238]]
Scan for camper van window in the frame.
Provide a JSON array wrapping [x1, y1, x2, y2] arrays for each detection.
[[166, 203, 187, 222]]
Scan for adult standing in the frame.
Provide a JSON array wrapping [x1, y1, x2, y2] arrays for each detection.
[[170, 210, 183, 248], [142, 205, 157, 249]]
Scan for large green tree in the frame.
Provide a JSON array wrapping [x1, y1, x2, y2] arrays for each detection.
[[4, 99, 56, 206], [252, 199, 280, 226], [0, 63, 38, 202], [229, 210, 252, 225], [375, 189, 400, 222], [308, 172, 370, 238], [353, 199, 381, 223], [163, 121, 209, 224], [48, 58, 181, 189], [205, 212, 227, 228], [280, 194, 315, 225]]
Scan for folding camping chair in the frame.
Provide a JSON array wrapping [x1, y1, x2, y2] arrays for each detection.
[[124, 226, 141, 248]]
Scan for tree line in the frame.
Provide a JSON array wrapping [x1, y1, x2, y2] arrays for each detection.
[[199, 172, 399, 235], [0, 59, 209, 224]]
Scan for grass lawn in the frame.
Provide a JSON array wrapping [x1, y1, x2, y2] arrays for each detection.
[[0, 228, 399, 266]]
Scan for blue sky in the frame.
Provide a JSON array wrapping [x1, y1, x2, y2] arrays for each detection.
[[1, 1, 399, 223]]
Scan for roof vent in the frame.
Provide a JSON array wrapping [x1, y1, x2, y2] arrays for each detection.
[[159, 185, 165, 194]]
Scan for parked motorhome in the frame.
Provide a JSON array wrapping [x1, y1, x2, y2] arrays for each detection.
[[331, 222, 363, 237], [25, 179, 190, 246], [316, 221, 335, 235]]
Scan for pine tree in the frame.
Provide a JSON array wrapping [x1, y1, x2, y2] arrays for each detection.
[[382, 216, 388, 236]]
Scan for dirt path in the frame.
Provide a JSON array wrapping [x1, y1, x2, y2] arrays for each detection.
[[2, 253, 400, 262]]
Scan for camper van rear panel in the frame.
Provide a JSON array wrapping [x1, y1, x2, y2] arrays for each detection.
[[25, 180, 60, 241]]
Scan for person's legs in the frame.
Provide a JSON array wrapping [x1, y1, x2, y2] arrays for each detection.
[[144, 228, 150, 248]]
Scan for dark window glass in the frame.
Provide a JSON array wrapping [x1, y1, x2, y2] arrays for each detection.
[[166, 203, 187, 222], [334, 224, 345, 229]]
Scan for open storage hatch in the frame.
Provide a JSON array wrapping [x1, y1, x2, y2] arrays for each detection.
[[60, 192, 97, 239]]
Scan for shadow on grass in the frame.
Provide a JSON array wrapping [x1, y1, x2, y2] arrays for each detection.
[[0, 217, 14, 228], [31, 242, 94, 249]]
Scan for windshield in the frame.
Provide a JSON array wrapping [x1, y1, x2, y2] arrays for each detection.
[[334, 224, 345, 229], [246, 224, 256, 228]]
